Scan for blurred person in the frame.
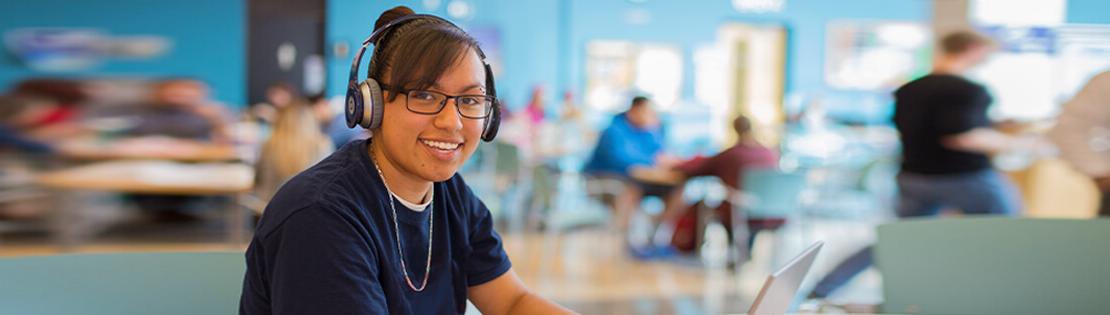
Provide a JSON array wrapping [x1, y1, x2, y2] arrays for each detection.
[[308, 93, 367, 148], [0, 97, 55, 154], [495, 85, 549, 163], [583, 96, 679, 256], [253, 104, 333, 207], [536, 90, 591, 163], [673, 116, 778, 190], [87, 78, 235, 221], [520, 85, 547, 160], [807, 31, 1024, 301], [109, 78, 233, 143], [1049, 70, 1110, 216], [664, 115, 780, 253], [248, 82, 298, 124], [559, 91, 582, 122], [583, 96, 671, 178], [523, 85, 546, 125], [7, 79, 89, 140], [240, 6, 572, 314]]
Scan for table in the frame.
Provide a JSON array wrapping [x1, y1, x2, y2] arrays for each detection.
[[56, 136, 240, 162], [629, 166, 685, 186], [35, 160, 254, 249]]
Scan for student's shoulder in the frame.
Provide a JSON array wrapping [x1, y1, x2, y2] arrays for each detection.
[[255, 143, 370, 238], [442, 173, 474, 198], [442, 173, 486, 212]]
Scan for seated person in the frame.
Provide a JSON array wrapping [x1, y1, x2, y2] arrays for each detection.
[[663, 115, 781, 253], [3, 79, 89, 144], [0, 97, 54, 154], [252, 104, 334, 210], [583, 96, 667, 179], [88, 78, 234, 220], [93, 78, 232, 143], [583, 96, 678, 254], [247, 82, 297, 125], [308, 94, 367, 148]]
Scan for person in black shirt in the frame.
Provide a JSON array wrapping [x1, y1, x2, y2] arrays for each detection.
[[239, 6, 573, 314], [806, 31, 1023, 302]]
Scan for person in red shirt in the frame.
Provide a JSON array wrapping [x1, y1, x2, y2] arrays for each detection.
[[660, 115, 780, 254], [673, 115, 778, 189]]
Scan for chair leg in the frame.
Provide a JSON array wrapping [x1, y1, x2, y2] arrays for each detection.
[[731, 206, 751, 271]]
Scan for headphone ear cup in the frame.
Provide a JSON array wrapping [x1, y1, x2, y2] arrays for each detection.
[[345, 83, 364, 129], [481, 100, 501, 142], [360, 79, 385, 129], [480, 62, 500, 142]]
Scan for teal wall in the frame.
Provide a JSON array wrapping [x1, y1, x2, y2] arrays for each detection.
[[1068, 0, 1110, 24], [327, 0, 930, 122], [0, 0, 246, 106]]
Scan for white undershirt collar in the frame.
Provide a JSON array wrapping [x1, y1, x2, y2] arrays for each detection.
[[391, 187, 433, 212]]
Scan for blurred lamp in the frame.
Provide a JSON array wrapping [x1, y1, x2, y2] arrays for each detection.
[[447, 0, 473, 20], [423, 0, 442, 11], [733, 0, 785, 13]]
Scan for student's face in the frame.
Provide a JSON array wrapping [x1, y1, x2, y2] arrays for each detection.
[[377, 49, 487, 182]]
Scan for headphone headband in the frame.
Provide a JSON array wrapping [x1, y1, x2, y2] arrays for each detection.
[[345, 12, 500, 142], [349, 14, 490, 89]]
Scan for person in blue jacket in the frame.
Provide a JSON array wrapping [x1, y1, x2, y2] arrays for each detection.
[[584, 96, 678, 256], [584, 96, 667, 177]]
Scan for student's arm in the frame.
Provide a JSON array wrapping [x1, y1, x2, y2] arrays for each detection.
[[468, 270, 576, 315]]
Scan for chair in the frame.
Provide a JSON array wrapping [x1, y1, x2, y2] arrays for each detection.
[[737, 168, 809, 219], [0, 251, 245, 315], [730, 168, 808, 265], [876, 217, 1110, 315]]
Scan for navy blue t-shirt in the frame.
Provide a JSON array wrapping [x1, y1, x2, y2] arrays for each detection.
[[240, 140, 512, 314]]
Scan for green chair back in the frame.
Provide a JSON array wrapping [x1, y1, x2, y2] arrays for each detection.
[[877, 218, 1110, 315], [0, 251, 245, 315], [739, 168, 808, 218]]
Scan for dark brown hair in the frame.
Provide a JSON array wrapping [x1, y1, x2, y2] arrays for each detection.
[[12, 79, 87, 105], [939, 30, 993, 55], [369, 6, 482, 102], [733, 115, 752, 136], [630, 96, 650, 108]]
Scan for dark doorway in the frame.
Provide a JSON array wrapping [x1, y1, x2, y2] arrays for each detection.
[[247, 0, 326, 105]]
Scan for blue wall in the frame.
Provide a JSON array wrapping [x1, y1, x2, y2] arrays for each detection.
[[325, 0, 560, 110], [1068, 0, 1110, 24], [327, 0, 929, 121], [0, 0, 246, 107], [564, 0, 931, 122], [3, 1, 1101, 114]]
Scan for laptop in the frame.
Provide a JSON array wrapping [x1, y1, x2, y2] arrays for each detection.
[[747, 241, 824, 315]]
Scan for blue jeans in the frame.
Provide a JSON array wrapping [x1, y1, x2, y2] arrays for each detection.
[[809, 169, 1021, 298]]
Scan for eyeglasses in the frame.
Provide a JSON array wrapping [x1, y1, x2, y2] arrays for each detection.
[[382, 84, 494, 119]]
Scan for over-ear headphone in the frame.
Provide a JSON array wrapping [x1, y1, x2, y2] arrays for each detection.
[[345, 14, 501, 142]]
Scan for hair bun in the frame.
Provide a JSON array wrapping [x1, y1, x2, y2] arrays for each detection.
[[375, 6, 416, 33]]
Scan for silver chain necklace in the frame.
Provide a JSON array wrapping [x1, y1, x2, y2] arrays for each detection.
[[370, 149, 433, 292]]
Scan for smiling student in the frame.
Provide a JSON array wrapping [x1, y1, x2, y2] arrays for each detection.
[[239, 6, 573, 314]]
